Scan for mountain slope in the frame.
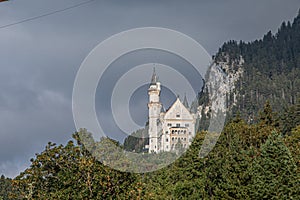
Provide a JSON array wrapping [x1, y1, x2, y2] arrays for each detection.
[[205, 10, 300, 124]]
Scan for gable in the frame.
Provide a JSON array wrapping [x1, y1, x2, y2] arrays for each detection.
[[164, 98, 193, 120]]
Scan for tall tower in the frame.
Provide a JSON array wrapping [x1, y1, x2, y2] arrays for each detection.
[[148, 68, 162, 153]]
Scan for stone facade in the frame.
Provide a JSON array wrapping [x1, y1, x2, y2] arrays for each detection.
[[147, 69, 196, 153]]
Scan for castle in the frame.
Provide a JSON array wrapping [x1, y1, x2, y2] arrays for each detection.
[[147, 69, 196, 153]]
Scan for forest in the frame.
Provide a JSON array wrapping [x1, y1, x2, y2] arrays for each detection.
[[215, 10, 300, 123], [0, 101, 299, 199]]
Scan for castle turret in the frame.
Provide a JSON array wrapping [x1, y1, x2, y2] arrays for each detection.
[[183, 93, 189, 108], [148, 68, 162, 153]]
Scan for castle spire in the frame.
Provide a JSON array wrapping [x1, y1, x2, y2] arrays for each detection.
[[183, 93, 189, 108], [150, 67, 158, 85]]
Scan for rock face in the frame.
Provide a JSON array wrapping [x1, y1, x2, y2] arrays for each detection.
[[195, 55, 244, 157], [197, 54, 244, 126]]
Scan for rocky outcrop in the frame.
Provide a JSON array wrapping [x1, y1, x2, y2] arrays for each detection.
[[197, 54, 244, 121]]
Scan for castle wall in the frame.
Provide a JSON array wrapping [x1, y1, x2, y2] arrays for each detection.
[[147, 73, 196, 153]]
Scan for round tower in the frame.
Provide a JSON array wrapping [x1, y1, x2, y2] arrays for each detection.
[[148, 68, 162, 153]]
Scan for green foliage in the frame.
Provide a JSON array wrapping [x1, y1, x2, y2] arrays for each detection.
[[259, 100, 274, 126], [0, 175, 12, 200], [124, 128, 149, 153], [7, 103, 300, 199], [279, 98, 300, 135], [215, 13, 300, 122], [11, 135, 141, 199], [284, 126, 300, 171], [141, 105, 299, 199], [250, 131, 300, 199]]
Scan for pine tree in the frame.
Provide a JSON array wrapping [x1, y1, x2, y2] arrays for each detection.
[[284, 125, 300, 172], [259, 100, 274, 126], [250, 131, 300, 199]]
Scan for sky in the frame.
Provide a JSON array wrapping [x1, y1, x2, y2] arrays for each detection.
[[0, 0, 299, 177]]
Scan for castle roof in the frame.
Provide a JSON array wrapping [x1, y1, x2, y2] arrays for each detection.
[[183, 94, 189, 108], [150, 67, 158, 85], [164, 97, 193, 120]]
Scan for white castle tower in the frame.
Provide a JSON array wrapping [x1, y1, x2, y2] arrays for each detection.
[[148, 68, 162, 153], [147, 68, 196, 154]]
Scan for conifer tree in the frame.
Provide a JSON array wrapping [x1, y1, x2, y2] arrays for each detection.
[[250, 131, 300, 199]]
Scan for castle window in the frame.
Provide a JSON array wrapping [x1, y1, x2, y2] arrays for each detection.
[[167, 123, 172, 127], [189, 132, 191, 135], [184, 130, 186, 134], [185, 124, 189, 127], [176, 114, 180, 118], [165, 131, 168, 134], [166, 145, 169, 149], [176, 123, 180, 127], [172, 137, 174, 141], [166, 138, 169, 142]]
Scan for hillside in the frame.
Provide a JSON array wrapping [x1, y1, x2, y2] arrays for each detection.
[[212, 10, 300, 122]]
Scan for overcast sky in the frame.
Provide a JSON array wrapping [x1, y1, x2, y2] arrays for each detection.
[[0, 0, 299, 177]]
